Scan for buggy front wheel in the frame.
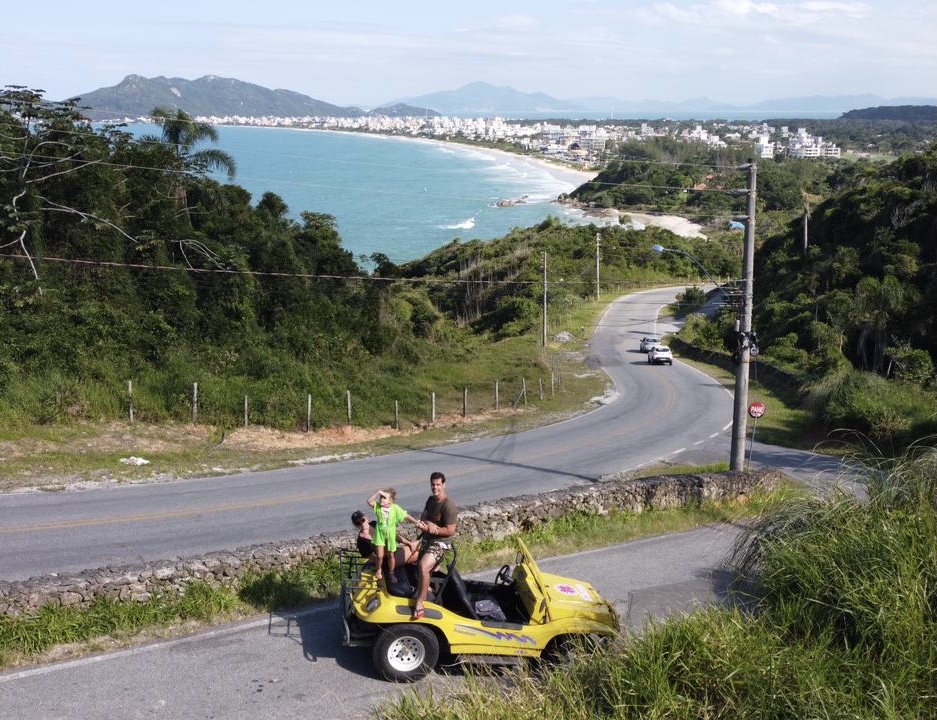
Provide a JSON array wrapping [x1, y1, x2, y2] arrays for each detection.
[[372, 624, 440, 682]]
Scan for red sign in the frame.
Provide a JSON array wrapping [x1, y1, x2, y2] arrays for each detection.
[[748, 401, 766, 419]]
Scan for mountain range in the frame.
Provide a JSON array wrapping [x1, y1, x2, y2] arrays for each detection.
[[68, 75, 935, 122]]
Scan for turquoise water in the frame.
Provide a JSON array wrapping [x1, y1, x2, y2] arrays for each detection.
[[194, 126, 590, 264]]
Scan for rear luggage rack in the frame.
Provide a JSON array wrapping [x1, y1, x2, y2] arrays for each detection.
[[339, 550, 378, 646]]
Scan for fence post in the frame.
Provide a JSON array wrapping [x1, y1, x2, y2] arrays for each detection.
[[551, 371, 556, 398], [306, 394, 312, 432], [431, 392, 436, 424], [346, 390, 352, 424], [495, 380, 500, 411], [192, 382, 198, 424], [394, 400, 399, 430], [243, 396, 249, 427], [127, 380, 134, 424], [539, 378, 544, 401], [522, 378, 528, 406], [462, 388, 467, 418]]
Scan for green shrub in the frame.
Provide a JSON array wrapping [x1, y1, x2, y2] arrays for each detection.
[[812, 369, 935, 450], [729, 451, 937, 715], [385, 454, 936, 720]]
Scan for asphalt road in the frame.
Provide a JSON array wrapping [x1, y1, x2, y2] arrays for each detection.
[[0, 287, 864, 718], [0, 526, 742, 720], [1, 287, 737, 581]]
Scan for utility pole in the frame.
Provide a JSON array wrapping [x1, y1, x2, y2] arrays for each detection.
[[730, 161, 757, 471], [595, 233, 601, 302], [542, 251, 548, 351], [802, 190, 811, 255]]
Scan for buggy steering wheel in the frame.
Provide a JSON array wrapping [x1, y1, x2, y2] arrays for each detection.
[[495, 564, 513, 586]]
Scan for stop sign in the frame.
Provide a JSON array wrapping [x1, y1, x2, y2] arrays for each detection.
[[748, 401, 766, 418]]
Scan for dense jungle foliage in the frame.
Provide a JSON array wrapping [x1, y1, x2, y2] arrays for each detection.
[[572, 134, 937, 450], [1, 88, 935, 451], [0, 89, 429, 428]]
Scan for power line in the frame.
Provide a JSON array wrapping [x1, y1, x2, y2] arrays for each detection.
[[0, 252, 583, 287]]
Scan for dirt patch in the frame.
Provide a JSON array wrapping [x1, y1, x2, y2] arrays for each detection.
[[220, 423, 398, 451], [0, 409, 530, 493], [220, 409, 514, 451]]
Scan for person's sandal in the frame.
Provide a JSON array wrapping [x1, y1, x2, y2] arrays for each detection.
[[411, 606, 424, 620]]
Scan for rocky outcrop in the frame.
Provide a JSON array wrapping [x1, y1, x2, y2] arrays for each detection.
[[0, 470, 779, 617]]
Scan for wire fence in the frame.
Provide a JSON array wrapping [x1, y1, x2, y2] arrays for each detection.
[[122, 372, 566, 432]]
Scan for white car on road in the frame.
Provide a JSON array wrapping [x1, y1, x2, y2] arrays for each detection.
[[639, 336, 661, 352], [648, 346, 673, 365]]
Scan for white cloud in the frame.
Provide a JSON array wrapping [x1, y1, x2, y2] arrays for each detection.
[[714, 0, 780, 17], [4, 0, 934, 107]]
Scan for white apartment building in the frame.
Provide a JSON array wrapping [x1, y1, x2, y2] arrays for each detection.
[[787, 127, 841, 159], [754, 135, 775, 158]]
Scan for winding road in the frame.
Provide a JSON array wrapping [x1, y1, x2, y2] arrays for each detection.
[[0, 286, 860, 718], [1, 528, 740, 720], [1, 287, 734, 582]]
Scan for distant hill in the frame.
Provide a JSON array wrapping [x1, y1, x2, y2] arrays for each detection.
[[400, 82, 586, 115], [71, 74, 367, 121], [565, 93, 937, 118], [369, 103, 440, 118], [402, 83, 934, 118], [65, 75, 936, 121], [840, 105, 936, 123]]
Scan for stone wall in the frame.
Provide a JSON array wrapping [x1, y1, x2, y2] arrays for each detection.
[[0, 470, 779, 618]]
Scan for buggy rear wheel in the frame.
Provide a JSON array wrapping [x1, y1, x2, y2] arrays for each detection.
[[372, 624, 439, 682]]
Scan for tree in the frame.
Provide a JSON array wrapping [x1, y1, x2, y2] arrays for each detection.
[[142, 108, 236, 220], [0, 87, 130, 294], [148, 107, 236, 179]]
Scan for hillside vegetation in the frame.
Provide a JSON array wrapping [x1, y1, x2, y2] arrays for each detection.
[[573, 135, 937, 452], [1, 88, 935, 456], [385, 448, 936, 720]]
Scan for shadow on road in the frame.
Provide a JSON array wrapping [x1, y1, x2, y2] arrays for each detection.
[[267, 604, 376, 678]]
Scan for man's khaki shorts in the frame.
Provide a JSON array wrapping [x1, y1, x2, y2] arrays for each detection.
[[420, 538, 451, 565]]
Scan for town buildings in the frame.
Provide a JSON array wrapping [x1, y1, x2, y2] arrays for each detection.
[[191, 112, 841, 165]]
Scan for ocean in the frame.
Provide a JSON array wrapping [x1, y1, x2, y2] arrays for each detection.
[[128, 125, 594, 265]]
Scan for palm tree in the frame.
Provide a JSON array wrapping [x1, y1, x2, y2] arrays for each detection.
[[149, 107, 236, 180], [142, 107, 236, 219]]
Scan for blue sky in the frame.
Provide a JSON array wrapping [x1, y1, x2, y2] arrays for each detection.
[[5, 1, 935, 108]]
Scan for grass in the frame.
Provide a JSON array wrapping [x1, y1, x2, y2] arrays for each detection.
[[0, 478, 799, 668], [0, 311, 610, 491], [378, 447, 937, 720], [675, 354, 818, 450], [0, 582, 243, 664]]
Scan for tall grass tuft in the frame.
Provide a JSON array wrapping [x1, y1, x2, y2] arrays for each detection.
[[0, 582, 239, 663], [384, 451, 935, 720], [727, 442, 937, 715], [238, 554, 342, 610]]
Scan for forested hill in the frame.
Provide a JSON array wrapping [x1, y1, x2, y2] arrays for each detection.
[[840, 105, 936, 122], [66, 75, 439, 122], [70, 74, 366, 122], [1, 88, 935, 449], [754, 145, 937, 381]]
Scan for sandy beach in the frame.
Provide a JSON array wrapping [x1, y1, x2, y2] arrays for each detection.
[[619, 212, 706, 239], [329, 130, 705, 241], [469, 145, 706, 239], [468, 145, 599, 188]]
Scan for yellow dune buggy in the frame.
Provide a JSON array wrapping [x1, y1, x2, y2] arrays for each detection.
[[339, 538, 619, 682]]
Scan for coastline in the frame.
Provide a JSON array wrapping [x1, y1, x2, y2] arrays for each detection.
[[404, 139, 709, 239], [464, 144, 599, 188], [224, 125, 705, 242], [307, 128, 600, 192]]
